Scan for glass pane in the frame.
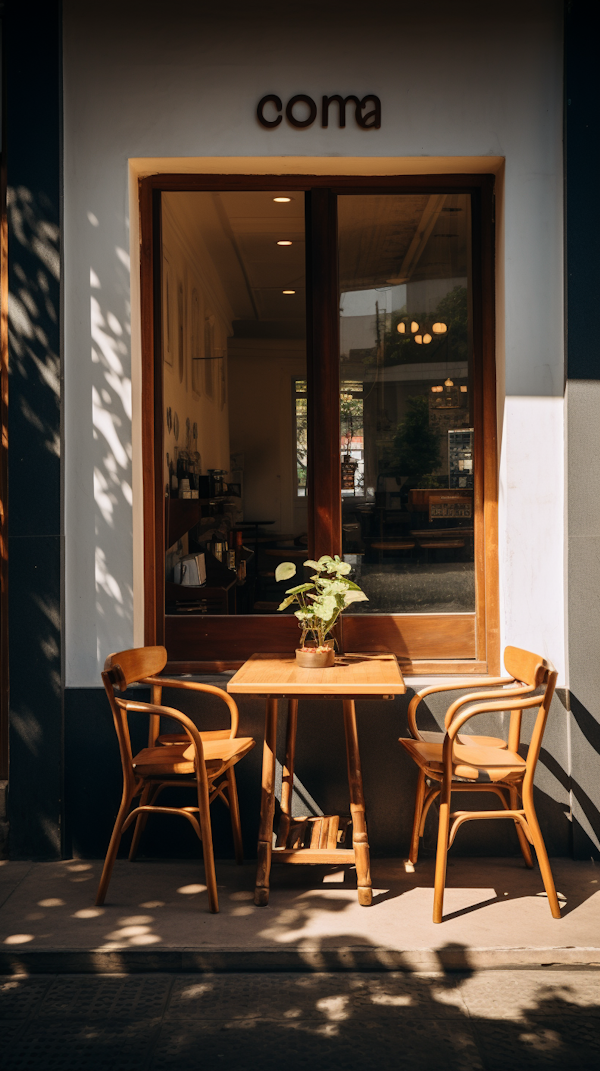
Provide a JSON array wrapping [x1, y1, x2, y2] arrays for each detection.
[[161, 191, 306, 616], [295, 379, 308, 496], [338, 193, 474, 614]]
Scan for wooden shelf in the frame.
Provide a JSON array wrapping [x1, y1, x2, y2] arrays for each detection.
[[166, 498, 202, 548]]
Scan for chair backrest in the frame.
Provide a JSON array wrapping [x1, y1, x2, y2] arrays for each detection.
[[101, 646, 168, 792], [501, 646, 556, 757], [504, 645, 548, 688], [104, 646, 168, 690], [522, 658, 558, 790]]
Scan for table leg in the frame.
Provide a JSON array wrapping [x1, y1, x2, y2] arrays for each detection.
[[343, 699, 372, 906], [255, 697, 278, 906], [277, 699, 298, 848]]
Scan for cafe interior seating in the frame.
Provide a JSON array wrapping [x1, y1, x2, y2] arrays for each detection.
[[96, 645, 255, 913], [400, 645, 561, 923]]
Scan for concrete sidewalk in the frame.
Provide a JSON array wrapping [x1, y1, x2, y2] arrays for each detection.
[[1, 857, 599, 974], [3, 970, 600, 1070]]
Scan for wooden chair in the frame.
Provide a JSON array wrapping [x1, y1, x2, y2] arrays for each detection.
[[400, 646, 561, 923], [96, 646, 255, 913]]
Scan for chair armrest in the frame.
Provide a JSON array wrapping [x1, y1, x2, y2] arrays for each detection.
[[445, 693, 543, 742], [439, 692, 544, 771], [141, 676, 240, 738], [122, 699, 207, 767], [443, 683, 533, 730], [407, 677, 511, 739]]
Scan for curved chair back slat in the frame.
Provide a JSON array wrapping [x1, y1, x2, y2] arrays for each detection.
[[503, 645, 548, 688], [105, 645, 168, 690]]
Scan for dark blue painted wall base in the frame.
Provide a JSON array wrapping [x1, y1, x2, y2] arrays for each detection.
[[5, 0, 63, 860], [64, 679, 572, 863]]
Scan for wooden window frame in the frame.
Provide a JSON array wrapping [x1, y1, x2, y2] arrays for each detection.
[[139, 173, 498, 675], [0, 145, 8, 778]]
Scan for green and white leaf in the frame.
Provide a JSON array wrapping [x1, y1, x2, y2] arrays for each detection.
[[277, 594, 297, 611], [343, 590, 369, 605], [318, 579, 348, 596], [334, 561, 352, 575], [312, 595, 337, 620], [294, 608, 315, 622], [275, 562, 297, 583]]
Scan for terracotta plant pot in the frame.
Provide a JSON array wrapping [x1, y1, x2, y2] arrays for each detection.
[[295, 645, 335, 669]]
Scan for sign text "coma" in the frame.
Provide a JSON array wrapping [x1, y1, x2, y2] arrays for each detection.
[[257, 94, 381, 130]]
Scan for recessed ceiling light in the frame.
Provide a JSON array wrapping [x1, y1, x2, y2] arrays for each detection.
[[273, 196, 292, 203], [282, 289, 295, 295], [277, 240, 292, 246]]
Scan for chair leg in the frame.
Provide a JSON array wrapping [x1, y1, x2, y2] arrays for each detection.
[[509, 784, 533, 868], [522, 784, 561, 919], [408, 769, 426, 866], [227, 766, 244, 864], [433, 777, 452, 924], [197, 774, 219, 913], [95, 788, 135, 906], [128, 783, 153, 862]]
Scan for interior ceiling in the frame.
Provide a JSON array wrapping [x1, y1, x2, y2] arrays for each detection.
[[164, 191, 307, 339], [338, 193, 469, 292], [164, 191, 468, 339]]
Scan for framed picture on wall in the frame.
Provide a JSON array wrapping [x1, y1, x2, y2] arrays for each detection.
[[219, 348, 227, 410], [177, 279, 185, 385], [162, 251, 174, 368], [190, 286, 202, 396], [204, 315, 215, 398]]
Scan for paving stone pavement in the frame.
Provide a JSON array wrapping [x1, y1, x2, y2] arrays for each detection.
[[1, 970, 599, 1070]]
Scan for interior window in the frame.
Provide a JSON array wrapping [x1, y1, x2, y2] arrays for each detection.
[[294, 378, 307, 497]]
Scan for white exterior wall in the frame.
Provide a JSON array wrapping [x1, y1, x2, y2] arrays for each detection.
[[63, 0, 565, 687]]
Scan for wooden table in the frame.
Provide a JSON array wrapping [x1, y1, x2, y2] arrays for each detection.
[[227, 653, 406, 907]]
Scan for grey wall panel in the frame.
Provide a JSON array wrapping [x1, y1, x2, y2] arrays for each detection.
[[565, 385, 600, 858], [565, 0, 600, 858]]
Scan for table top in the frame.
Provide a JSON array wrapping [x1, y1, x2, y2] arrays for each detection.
[[227, 652, 406, 697]]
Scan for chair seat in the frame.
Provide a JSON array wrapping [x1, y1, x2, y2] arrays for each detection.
[[400, 738, 526, 782], [418, 730, 507, 749], [132, 737, 255, 777]]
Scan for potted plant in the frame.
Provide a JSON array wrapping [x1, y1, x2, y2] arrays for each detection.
[[275, 555, 368, 667]]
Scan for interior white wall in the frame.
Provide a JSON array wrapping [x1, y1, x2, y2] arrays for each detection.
[[63, 0, 564, 687], [161, 196, 232, 488], [228, 341, 307, 538]]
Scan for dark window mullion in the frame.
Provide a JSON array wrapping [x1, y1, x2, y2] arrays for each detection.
[[305, 188, 341, 559]]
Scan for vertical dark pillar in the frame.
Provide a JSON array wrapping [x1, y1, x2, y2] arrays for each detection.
[[5, 0, 63, 857], [565, 0, 600, 858], [305, 189, 340, 560]]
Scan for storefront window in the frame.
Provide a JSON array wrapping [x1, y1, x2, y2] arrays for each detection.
[[144, 177, 493, 665], [338, 194, 475, 614], [161, 190, 306, 617]]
